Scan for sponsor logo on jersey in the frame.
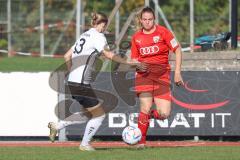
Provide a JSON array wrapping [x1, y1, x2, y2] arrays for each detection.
[[170, 38, 178, 48], [140, 45, 159, 55]]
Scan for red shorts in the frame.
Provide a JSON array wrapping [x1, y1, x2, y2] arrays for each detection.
[[134, 69, 171, 101]]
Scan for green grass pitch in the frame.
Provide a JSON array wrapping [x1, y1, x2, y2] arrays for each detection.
[[0, 56, 64, 72], [0, 146, 240, 160]]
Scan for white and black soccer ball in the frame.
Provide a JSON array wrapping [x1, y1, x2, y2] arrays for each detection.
[[122, 126, 142, 145]]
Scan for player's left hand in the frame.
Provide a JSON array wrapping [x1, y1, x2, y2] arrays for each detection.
[[174, 72, 184, 86], [128, 59, 148, 72], [136, 62, 148, 72]]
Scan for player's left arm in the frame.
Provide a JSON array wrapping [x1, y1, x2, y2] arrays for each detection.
[[164, 29, 184, 86], [173, 47, 184, 86]]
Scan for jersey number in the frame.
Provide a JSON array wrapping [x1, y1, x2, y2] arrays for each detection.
[[74, 38, 86, 54]]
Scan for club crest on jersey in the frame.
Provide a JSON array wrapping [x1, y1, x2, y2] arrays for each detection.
[[153, 36, 160, 43]]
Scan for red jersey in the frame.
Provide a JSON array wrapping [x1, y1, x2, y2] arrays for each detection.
[[131, 25, 179, 65]]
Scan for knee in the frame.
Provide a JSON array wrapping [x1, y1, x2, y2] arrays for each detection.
[[92, 113, 106, 125], [92, 113, 106, 121], [151, 109, 170, 120], [98, 113, 106, 120]]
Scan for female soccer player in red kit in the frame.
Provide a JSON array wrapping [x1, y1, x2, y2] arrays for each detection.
[[131, 7, 184, 148]]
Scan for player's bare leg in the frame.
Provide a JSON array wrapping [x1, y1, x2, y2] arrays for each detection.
[[151, 98, 171, 120]]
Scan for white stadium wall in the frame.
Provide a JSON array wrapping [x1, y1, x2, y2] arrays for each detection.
[[0, 72, 58, 136]]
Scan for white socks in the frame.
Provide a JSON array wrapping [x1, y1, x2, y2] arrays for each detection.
[[53, 114, 106, 146], [56, 121, 85, 130], [55, 113, 89, 130], [80, 114, 106, 146]]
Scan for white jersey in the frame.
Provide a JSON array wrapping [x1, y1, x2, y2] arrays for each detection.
[[68, 28, 108, 84]]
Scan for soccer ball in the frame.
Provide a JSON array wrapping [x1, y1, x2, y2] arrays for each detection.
[[122, 126, 142, 145]]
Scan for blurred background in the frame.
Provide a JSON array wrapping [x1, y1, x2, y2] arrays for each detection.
[[0, 0, 239, 57], [0, 0, 239, 142]]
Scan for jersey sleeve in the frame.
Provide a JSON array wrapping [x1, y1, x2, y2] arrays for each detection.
[[163, 29, 179, 52], [131, 36, 139, 59], [71, 42, 76, 51], [94, 34, 108, 53]]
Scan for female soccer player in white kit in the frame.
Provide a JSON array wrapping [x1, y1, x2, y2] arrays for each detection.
[[48, 12, 146, 151]]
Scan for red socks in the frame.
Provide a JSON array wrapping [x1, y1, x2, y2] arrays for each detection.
[[151, 109, 160, 119], [138, 112, 150, 144], [151, 109, 166, 120], [137, 110, 166, 144]]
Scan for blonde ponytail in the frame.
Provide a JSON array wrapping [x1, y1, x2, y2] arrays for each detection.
[[91, 12, 108, 26]]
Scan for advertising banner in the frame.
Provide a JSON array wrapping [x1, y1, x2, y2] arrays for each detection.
[[55, 71, 240, 136]]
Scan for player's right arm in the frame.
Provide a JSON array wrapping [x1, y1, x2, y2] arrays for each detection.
[[130, 35, 139, 61], [64, 48, 73, 72], [102, 49, 147, 71]]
